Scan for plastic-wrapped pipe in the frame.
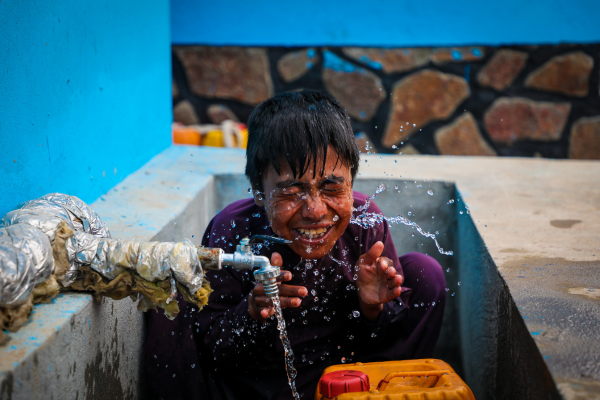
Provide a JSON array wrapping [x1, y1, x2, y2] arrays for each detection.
[[73, 232, 204, 296], [1, 193, 111, 242], [0, 224, 54, 307], [0, 193, 211, 330]]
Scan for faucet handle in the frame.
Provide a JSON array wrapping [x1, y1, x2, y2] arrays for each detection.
[[248, 235, 292, 245]]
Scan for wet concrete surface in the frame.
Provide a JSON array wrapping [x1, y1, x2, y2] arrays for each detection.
[[501, 258, 600, 384]]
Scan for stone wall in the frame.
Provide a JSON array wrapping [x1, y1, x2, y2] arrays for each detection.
[[172, 45, 600, 159]]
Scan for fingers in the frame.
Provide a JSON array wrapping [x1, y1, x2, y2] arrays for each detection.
[[277, 270, 292, 282], [253, 280, 307, 297], [254, 296, 302, 308], [250, 278, 307, 322], [359, 241, 385, 266], [254, 283, 307, 308], [270, 252, 283, 268]]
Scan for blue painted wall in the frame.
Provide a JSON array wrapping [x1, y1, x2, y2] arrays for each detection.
[[172, 0, 600, 46], [0, 0, 172, 217]]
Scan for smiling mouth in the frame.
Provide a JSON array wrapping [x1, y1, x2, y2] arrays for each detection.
[[295, 226, 331, 239]]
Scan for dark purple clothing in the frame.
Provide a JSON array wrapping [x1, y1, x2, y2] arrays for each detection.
[[145, 192, 446, 400]]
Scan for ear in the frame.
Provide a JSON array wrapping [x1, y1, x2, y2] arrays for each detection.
[[252, 184, 265, 207]]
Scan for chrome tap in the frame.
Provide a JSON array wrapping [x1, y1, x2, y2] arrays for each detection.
[[197, 235, 292, 298]]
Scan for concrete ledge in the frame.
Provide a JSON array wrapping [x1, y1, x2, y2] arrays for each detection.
[[1, 146, 246, 400]]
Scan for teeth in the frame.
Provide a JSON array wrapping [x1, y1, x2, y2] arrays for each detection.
[[297, 227, 328, 238]]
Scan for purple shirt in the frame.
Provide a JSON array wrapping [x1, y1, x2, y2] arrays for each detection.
[[195, 192, 410, 398]]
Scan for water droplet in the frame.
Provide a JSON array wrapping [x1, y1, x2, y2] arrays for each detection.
[[427, 190, 433, 196], [451, 292, 455, 297], [231, 220, 236, 228], [448, 199, 454, 204], [333, 215, 339, 221], [392, 145, 397, 149], [191, 364, 195, 368], [458, 282, 461, 286], [353, 310, 360, 318]]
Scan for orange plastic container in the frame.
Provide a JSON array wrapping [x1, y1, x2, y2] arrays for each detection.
[[315, 359, 475, 400], [172, 126, 202, 145]]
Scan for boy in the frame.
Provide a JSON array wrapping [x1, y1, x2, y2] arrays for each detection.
[[146, 90, 446, 399]]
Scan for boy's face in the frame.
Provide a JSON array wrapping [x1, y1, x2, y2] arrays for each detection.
[[255, 147, 354, 260]]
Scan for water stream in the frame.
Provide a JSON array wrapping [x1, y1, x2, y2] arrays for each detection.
[[350, 184, 454, 256], [272, 296, 301, 400]]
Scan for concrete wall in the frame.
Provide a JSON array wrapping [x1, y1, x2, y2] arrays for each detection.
[[172, 0, 600, 46], [0, 147, 247, 400], [0, 0, 172, 217]]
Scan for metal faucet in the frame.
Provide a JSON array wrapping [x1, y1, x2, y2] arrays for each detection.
[[197, 235, 292, 298]]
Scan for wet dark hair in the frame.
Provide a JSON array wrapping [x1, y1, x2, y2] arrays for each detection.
[[245, 90, 359, 190]]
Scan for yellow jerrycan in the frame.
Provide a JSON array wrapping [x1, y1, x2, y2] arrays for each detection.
[[315, 359, 475, 400]]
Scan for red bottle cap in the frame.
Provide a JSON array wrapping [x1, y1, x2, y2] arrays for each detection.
[[319, 370, 370, 398]]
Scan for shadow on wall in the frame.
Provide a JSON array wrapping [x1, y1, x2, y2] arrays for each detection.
[[171, 45, 600, 160]]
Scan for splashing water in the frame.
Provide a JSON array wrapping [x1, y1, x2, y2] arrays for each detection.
[[272, 297, 301, 400], [351, 186, 454, 256]]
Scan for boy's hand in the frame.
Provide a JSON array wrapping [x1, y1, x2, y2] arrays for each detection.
[[355, 241, 403, 322], [248, 252, 308, 323]]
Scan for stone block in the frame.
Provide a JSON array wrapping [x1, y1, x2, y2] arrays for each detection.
[[477, 50, 529, 91], [383, 69, 470, 147], [569, 116, 600, 159], [435, 113, 496, 156], [277, 48, 319, 83], [207, 104, 239, 124], [175, 46, 273, 105], [484, 98, 570, 145], [431, 47, 485, 64], [322, 51, 385, 122], [342, 47, 432, 74], [173, 100, 199, 125], [525, 51, 593, 97]]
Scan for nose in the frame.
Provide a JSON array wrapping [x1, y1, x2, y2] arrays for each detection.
[[301, 191, 327, 220]]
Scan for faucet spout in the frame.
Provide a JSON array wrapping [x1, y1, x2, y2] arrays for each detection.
[[197, 236, 285, 298]]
